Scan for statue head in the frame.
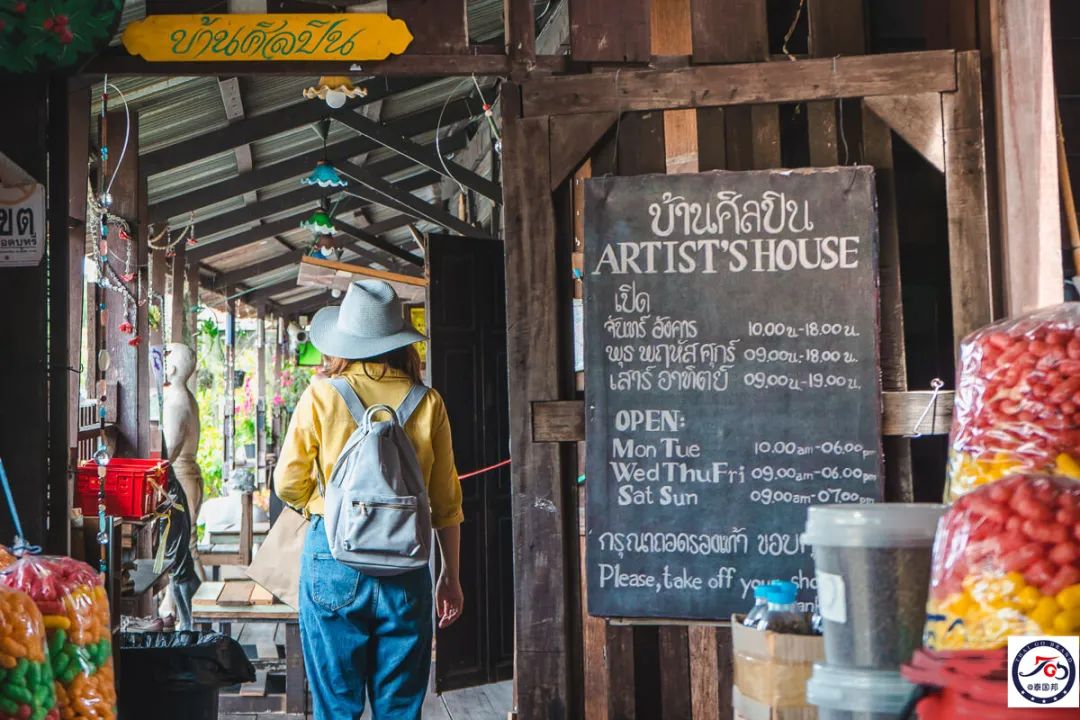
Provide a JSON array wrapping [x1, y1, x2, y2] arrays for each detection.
[[164, 343, 196, 387]]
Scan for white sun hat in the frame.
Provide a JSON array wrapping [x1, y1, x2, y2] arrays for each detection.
[[308, 279, 425, 360]]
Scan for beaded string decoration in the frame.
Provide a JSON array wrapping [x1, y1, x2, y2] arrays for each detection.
[[93, 78, 110, 576]]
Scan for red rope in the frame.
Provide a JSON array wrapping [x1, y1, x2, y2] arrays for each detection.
[[458, 459, 511, 480]]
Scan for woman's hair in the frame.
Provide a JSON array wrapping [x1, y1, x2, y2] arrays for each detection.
[[324, 345, 423, 385]]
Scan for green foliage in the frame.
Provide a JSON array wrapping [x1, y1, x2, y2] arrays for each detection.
[[195, 384, 225, 499], [0, 0, 123, 73]]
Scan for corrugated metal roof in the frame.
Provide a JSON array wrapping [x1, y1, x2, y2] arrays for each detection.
[[96, 0, 563, 308]]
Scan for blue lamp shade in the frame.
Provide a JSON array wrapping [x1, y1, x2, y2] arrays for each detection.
[[300, 210, 336, 236], [302, 161, 348, 188]]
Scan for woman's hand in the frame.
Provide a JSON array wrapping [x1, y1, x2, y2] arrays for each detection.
[[436, 572, 464, 628]]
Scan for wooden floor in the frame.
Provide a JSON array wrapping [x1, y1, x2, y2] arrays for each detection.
[[225, 622, 511, 720]]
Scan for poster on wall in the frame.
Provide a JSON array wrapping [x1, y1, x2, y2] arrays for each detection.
[[584, 167, 883, 620], [0, 181, 45, 268]]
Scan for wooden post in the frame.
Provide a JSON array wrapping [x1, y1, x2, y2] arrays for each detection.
[[255, 304, 267, 487], [505, 0, 537, 74], [186, 263, 200, 343], [944, 52, 996, 341], [149, 248, 167, 455], [169, 243, 186, 343], [502, 83, 575, 720], [224, 299, 236, 480], [988, 0, 1063, 314]]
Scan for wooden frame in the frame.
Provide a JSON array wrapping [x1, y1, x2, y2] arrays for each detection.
[[502, 47, 994, 719]]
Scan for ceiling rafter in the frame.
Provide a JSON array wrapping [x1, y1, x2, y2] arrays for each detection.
[[148, 95, 481, 223], [141, 76, 431, 176], [340, 161, 490, 238], [335, 218, 424, 267], [190, 170, 440, 263], [334, 111, 502, 203]]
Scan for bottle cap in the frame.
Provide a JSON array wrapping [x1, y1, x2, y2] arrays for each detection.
[[771, 583, 798, 604], [753, 584, 771, 600]]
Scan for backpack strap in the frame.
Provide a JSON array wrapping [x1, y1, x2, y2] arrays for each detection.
[[395, 385, 429, 426], [328, 377, 367, 425]]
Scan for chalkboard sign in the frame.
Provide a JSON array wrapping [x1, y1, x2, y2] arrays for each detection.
[[584, 167, 883, 620]]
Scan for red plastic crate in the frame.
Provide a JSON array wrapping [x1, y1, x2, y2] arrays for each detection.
[[75, 458, 169, 520]]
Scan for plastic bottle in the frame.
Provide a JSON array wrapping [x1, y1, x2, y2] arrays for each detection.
[[743, 584, 771, 627], [756, 581, 811, 634]]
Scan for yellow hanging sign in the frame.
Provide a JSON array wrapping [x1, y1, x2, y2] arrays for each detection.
[[410, 306, 427, 364], [122, 14, 413, 63]]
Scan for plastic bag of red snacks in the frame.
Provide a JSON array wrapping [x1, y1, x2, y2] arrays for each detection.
[[946, 303, 1080, 500], [924, 474, 1080, 650], [0, 556, 115, 720], [0, 583, 57, 720]]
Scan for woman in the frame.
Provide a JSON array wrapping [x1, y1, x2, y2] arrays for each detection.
[[274, 280, 464, 720]]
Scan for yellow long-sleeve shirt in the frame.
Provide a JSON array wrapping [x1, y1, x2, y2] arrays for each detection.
[[272, 363, 464, 529]]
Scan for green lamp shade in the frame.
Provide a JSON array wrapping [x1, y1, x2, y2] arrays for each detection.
[[300, 210, 336, 235]]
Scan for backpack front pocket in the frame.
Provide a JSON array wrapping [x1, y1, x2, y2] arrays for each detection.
[[344, 495, 423, 557]]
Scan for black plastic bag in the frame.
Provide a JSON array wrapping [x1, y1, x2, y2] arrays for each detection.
[[118, 631, 255, 720]]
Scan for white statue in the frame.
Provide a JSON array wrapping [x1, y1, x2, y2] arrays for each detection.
[[162, 343, 204, 578]]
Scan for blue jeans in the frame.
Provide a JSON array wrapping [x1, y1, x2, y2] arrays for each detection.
[[299, 516, 433, 720]]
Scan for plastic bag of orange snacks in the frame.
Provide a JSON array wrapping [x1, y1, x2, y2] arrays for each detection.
[[924, 474, 1080, 650], [946, 303, 1080, 500], [0, 556, 114, 720], [0, 583, 57, 720]]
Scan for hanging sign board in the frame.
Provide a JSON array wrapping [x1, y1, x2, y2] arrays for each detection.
[[584, 167, 883, 620], [0, 182, 46, 268], [122, 14, 413, 62]]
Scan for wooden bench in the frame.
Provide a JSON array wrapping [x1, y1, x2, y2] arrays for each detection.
[[192, 580, 306, 718]]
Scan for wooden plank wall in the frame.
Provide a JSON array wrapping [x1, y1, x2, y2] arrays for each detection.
[[530, 3, 997, 720]]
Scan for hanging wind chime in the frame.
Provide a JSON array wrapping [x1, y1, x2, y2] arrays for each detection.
[[89, 77, 149, 574]]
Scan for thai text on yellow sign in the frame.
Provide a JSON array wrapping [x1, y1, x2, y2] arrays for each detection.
[[122, 14, 413, 62]]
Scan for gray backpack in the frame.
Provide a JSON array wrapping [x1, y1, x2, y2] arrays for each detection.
[[319, 377, 432, 576]]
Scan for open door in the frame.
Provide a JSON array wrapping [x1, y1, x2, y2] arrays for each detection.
[[428, 234, 513, 692]]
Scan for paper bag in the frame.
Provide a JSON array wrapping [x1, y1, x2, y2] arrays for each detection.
[[245, 508, 307, 609]]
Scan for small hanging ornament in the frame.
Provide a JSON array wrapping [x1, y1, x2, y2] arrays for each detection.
[[118, 321, 133, 334], [301, 208, 337, 236], [128, 336, 141, 347]]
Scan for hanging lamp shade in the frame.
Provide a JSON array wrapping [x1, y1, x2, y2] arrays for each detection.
[[302, 161, 348, 188], [301, 209, 336, 236], [303, 76, 366, 109]]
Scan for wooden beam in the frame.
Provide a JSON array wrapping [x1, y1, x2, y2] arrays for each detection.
[[864, 94, 945, 172], [147, 97, 480, 222], [533, 392, 957, 443], [505, 0, 537, 72], [569, 0, 651, 62], [691, 0, 768, 64], [387, 0, 468, 54], [502, 84, 574, 719], [989, 0, 1063, 314], [334, 111, 502, 202], [944, 51, 995, 344], [193, 153, 452, 242], [241, 277, 302, 304], [271, 289, 332, 315], [141, 77, 429, 176], [334, 218, 424, 266], [520, 50, 958, 116], [863, 109, 914, 503], [340, 162, 491, 238], [169, 250, 187, 343], [217, 249, 307, 287], [549, 113, 618, 191], [300, 256, 428, 287], [189, 172, 439, 263], [83, 49, 570, 78]]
